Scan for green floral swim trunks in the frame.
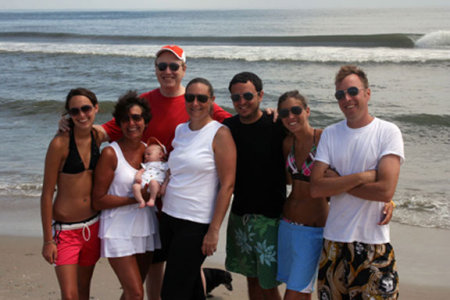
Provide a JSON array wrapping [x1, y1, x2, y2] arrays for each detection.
[[225, 212, 281, 289]]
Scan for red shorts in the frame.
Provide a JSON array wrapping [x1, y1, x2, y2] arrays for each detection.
[[53, 215, 101, 267]]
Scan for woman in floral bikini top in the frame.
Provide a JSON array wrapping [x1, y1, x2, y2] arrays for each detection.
[[276, 90, 329, 300], [285, 129, 317, 182]]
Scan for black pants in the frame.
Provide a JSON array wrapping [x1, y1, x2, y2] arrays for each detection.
[[160, 213, 209, 300]]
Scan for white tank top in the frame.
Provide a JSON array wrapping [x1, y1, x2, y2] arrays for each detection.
[[162, 120, 223, 224], [99, 141, 156, 239]]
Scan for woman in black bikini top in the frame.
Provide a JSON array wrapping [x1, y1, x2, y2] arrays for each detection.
[[40, 88, 105, 300]]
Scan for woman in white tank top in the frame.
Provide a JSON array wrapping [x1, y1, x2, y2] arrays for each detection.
[[159, 78, 236, 299], [92, 91, 160, 299]]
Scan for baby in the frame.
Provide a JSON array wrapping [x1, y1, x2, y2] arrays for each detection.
[[133, 137, 169, 208]]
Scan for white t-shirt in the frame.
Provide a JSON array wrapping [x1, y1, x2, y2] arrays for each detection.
[[315, 118, 405, 244], [162, 121, 223, 224]]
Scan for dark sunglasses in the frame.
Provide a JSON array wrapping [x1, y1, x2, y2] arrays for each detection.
[[121, 114, 143, 123], [156, 62, 181, 72], [334, 86, 360, 101], [67, 105, 93, 116], [279, 106, 303, 118], [185, 94, 209, 103], [230, 92, 258, 102]]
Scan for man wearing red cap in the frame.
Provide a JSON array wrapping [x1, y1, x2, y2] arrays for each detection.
[[101, 45, 231, 152]]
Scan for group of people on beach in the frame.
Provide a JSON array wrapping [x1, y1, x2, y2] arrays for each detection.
[[40, 44, 404, 300]]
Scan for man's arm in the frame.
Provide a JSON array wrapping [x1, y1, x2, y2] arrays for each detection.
[[322, 165, 396, 224], [212, 103, 232, 123], [346, 154, 401, 202], [58, 118, 111, 142], [310, 161, 376, 198], [93, 124, 110, 142]]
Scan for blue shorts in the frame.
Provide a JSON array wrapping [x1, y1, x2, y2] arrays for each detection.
[[277, 219, 323, 293]]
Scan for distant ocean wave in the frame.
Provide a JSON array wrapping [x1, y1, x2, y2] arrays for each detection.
[[0, 31, 427, 48], [2, 31, 449, 49], [1, 42, 449, 63]]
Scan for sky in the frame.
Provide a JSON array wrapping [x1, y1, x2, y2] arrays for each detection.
[[1, 0, 449, 10]]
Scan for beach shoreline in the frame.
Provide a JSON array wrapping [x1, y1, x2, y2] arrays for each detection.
[[1, 222, 449, 299]]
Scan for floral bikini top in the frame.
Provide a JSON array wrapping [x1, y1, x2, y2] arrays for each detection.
[[286, 129, 317, 182]]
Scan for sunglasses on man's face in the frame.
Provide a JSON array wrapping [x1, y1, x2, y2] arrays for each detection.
[[278, 106, 303, 119], [334, 86, 361, 101], [121, 114, 143, 123], [67, 105, 93, 117], [185, 94, 209, 103], [156, 62, 181, 72], [230, 92, 257, 102]]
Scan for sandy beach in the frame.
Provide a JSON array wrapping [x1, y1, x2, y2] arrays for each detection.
[[1, 222, 449, 299]]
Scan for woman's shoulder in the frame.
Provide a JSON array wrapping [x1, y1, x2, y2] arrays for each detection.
[[213, 124, 234, 146], [215, 123, 230, 135], [100, 142, 118, 158], [48, 132, 70, 151]]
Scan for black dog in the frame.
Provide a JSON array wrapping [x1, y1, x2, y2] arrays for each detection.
[[203, 268, 233, 297]]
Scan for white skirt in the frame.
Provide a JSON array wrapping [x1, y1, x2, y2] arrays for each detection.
[[99, 204, 161, 258]]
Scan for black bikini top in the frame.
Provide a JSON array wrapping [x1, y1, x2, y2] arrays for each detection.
[[61, 130, 100, 174]]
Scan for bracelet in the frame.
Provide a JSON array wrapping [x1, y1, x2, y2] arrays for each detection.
[[44, 240, 57, 245], [390, 200, 396, 208]]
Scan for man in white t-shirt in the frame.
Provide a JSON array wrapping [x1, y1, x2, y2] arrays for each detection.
[[311, 65, 404, 300]]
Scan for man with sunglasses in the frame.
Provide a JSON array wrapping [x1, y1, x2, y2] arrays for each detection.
[[310, 65, 404, 300], [223, 72, 286, 300], [102, 45, 231, 152]]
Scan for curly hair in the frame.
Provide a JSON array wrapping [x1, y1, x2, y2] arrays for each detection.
[[113, 90, 151, 127]]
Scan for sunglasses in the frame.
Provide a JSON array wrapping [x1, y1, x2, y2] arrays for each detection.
[[67, 105, 93, 117], [334, 86, 361, 101], [230, 92, 258, 102], [156, 62, 181, 72], [185, 94, 209, 103], [279, 106, 303, 118], [121, 114, 143, 123]]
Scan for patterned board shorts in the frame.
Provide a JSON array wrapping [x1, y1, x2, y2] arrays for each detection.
[[225, 212, 281, 289], [317, 239, 399, 300]]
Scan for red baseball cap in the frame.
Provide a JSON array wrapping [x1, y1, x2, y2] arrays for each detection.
[[156, 45, 186, 63]]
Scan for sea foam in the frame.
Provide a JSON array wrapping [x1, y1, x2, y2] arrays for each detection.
[[415, 31, 450, 49]]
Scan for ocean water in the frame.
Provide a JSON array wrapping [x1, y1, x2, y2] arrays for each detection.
[[0, 8, 449, 235]]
